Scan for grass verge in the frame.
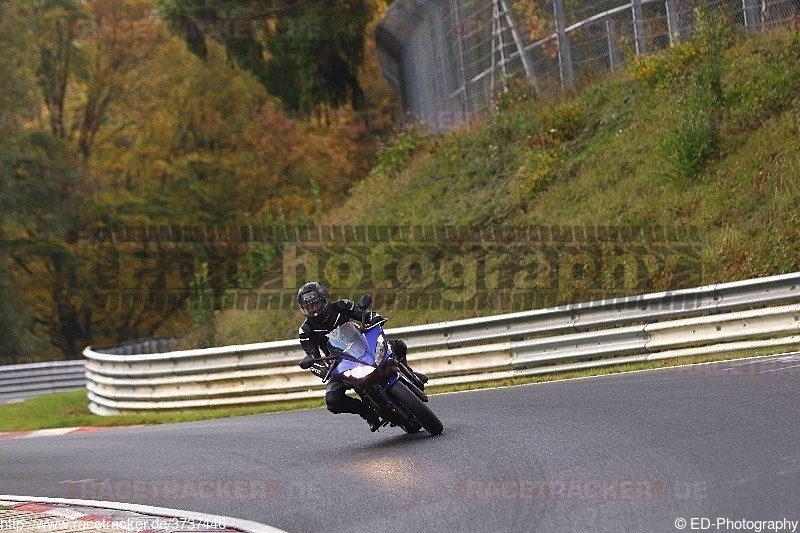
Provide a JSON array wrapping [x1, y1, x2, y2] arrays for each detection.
[[0, 392, 324, 432], [1, 344, 796, 432]]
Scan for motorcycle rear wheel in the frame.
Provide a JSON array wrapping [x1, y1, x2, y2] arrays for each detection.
[[388, 380, 443, 436]]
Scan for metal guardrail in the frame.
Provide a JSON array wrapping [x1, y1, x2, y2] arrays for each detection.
[[94, 337, 182, 356], [83, 273, 800, 415], [0, 361, 87, 403], [0, 338, 181, 403]]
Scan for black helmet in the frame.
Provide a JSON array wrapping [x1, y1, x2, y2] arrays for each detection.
[[297, 282, 330, 318]]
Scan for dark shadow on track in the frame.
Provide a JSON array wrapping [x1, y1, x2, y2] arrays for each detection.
[[351, 425, 455, 452]]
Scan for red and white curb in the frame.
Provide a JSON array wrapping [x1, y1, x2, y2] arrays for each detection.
[[0, 427, 120, 440], [0, 495, 285, 533]]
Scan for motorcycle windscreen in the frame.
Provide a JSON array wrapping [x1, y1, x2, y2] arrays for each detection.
[[327, 322, 369, 362]]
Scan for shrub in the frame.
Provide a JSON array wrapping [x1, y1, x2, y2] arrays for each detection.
[[662, 85, 722, 179], [629, 42, 703, 87], [660, 7, 732, 179], [371, 126, 429, 179]]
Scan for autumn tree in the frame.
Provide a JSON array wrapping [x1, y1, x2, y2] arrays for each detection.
[[0, 0, 391, 359], [33, 0, 86, 138], [0, 2, 30, 358]]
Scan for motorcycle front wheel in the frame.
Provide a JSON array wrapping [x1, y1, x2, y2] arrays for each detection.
[[388, 380, 443, 436]]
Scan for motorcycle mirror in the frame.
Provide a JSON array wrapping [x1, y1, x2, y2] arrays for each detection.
[[358, 294, 372, 310]]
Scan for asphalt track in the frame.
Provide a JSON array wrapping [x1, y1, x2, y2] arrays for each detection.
[[2, 354, 800, 533]]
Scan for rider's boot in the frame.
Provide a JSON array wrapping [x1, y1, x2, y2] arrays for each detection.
[[361, 408, 382, 432]]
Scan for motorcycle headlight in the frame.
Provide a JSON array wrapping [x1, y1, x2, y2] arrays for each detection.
[[343, 365, 376, 379], [375, 334, 387, 365]]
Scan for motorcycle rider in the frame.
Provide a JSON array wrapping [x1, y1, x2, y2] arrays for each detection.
[[296, 281, 427, 432]]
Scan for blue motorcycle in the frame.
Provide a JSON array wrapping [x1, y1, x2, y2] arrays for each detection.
[[300, 295, 443, 436]]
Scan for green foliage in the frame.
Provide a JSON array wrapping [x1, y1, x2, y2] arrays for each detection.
[[510, 146, 565, 201], [371, 126, 430, 179], [265, 0, 373, 111], [494, 78, 538, 111], [629, 42, 705, 87], [655, 7, 732, 179], [33, 0, 88, 138], [660, 77, 722, 179], [629, 6, 733, 91], [1, 131, 88, 358], [537, 101, 585, 145], [691, 7, 732, 104], [0, 262, 32, 357], [157, 0, 208, 59], [241, 220, 284, 290], [0, 0, 37, 115], [160, 0, 375, 112], [187, 263, 216, 349], [725, 31, 800, 132]]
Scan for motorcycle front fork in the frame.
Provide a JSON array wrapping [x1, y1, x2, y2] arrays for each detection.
[[361, 386, 406, 426], [393, 362, 428, 405]]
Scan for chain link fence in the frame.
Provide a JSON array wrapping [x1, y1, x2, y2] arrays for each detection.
[[376, 0, 800, 130]]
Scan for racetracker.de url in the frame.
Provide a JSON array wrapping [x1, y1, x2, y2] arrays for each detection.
[[674, 517, 798, 532], [0, 517, 227, 531]]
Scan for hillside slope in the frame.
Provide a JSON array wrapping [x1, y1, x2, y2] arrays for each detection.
[[218, 27, 800, 343], [341, 29, 799, 269]]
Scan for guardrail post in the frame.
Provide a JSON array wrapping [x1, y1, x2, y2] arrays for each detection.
[[553, 0, 575, 89]]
